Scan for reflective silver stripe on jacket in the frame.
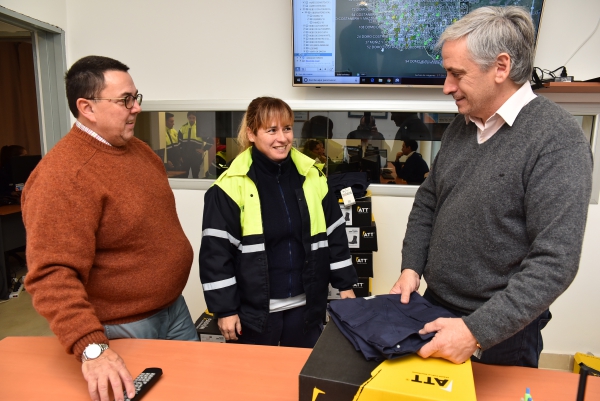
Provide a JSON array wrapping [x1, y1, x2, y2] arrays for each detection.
[[202, 277, 237, 291], [241, 243, 265, 253], [327, 216, 346, 236], [202, 228, 240, 248], [311, 240, 329, 251], [203, 228, 265, 254], [330, 258, 353, 270]]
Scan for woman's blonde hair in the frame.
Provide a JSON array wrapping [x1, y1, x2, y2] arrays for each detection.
[[237, 97, 294, 153]]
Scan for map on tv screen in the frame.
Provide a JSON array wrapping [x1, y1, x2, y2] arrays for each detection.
[[293, 0, 545, 86]]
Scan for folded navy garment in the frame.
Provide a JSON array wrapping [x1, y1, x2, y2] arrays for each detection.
[[327, 293, 456, 361]]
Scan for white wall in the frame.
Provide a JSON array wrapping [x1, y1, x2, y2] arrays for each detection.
[[535, 0, 600, 82], [0, 0, 67, 29], [3, 0, 599, 89], [2, 0, 599, 355], [174, 189, 206, 319]]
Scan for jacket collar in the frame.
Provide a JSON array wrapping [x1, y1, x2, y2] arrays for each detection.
[[227, 146, 316, 177], [252, 145, 293, 176]]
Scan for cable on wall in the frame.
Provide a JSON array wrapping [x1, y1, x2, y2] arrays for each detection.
[[562, 15, 600, 67]]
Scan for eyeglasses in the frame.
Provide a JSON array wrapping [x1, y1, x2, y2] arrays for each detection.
[[87, 93, 143, 109]]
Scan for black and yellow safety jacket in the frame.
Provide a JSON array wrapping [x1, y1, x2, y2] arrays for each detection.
[[199, 147, 357, 333], [165, 127, 180, 164], [165, 127, 179, 149], [177, 122, 206, 152]]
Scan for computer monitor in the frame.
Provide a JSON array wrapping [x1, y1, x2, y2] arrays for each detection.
[[10, 155, 41, 186], [361, 153, 380, 184], [343, 145, 362, 164], [364, 147, 388, 169], [337, 145, 383, 183]]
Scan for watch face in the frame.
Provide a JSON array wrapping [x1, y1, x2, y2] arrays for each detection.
[[85, 344, 102, 359]]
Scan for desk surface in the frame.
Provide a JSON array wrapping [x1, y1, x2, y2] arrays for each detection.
[[166, 170, 188, 178], [0, 204, 21, 216], [0, 336, 310, 401], [0, 336, 598, 401]]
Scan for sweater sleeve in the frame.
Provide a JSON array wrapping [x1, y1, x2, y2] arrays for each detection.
[[322, 189, 358, 291], [22, 165, 108, 359], [199, 185, 242, 317], [463, 141, 593, 349]]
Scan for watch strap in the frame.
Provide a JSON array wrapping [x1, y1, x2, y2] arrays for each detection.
[[81, 343, 109, 362], [472, 342, 483, 359]]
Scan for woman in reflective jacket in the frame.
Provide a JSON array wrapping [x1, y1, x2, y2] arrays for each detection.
[[199, 97, 357, 347]]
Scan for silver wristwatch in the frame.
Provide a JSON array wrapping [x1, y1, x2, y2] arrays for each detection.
[[472, 343, 483, 359], [81, 343, 109, 362]]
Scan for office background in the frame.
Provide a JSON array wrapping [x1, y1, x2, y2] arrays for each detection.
[[1, 0, 599, 356]]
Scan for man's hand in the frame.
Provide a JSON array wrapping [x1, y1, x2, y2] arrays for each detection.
[[389, 269, 420, 304], [340, 289, 356, 299], [218, 314, 242, 341], [81, 348, 135, 401], [417, 317, 479, 364]]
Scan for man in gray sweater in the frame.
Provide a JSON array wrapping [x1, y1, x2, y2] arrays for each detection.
[[390, 6, 593, 367]]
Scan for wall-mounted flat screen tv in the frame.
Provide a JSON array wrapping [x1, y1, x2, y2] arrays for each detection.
[[292, 0, 545, 88]]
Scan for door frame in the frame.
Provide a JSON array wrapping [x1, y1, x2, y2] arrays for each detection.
[[0, 6, 70, 154]]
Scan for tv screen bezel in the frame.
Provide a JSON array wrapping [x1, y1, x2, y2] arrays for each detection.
[[291, 0, 546, 89]]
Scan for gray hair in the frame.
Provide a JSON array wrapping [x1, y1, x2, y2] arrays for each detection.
[[436, 6, 535, 85]]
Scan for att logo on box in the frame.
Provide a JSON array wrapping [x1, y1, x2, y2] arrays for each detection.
[[411, 375, 453, 391], [355, 257, 368, 264], [362, 231, 374, 238], [356, 206, 370, 213]]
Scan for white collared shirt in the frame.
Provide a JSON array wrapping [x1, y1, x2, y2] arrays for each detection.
[[75, 120, 112, 147], [465, 83, 537, 144]]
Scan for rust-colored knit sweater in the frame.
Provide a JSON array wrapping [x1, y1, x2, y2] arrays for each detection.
[[22, 125, 194, 359]]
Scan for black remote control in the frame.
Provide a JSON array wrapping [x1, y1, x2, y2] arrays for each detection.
[[120, 367, 162, 401]]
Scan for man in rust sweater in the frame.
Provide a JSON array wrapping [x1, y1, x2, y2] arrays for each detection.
[[22, 56, 197, 401]]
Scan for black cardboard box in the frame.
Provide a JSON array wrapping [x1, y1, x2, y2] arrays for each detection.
[[351, 252, 373, 277], [300, 319, 381, 400], [327, 277, 371, 300], [194, 310, 225, 343], [352, 277, 371, 298], [300, 320, 477, 401], [339, 197, 372, 227], [346, 221, 378, 252]]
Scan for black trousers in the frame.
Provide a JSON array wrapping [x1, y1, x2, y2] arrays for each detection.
[[180, 151, 203, 178], [236, 305, 321, 348]]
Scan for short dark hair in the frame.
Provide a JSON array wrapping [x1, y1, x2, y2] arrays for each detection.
[[65, 55, 129, 118], [165, 112, 174, 119], [404, 139, 418, 152], [187, 111, 196, 118], [306, 116, 334, 139]]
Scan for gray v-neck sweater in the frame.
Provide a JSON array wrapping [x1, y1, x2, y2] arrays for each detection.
[[401, 96, 593, 349]]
